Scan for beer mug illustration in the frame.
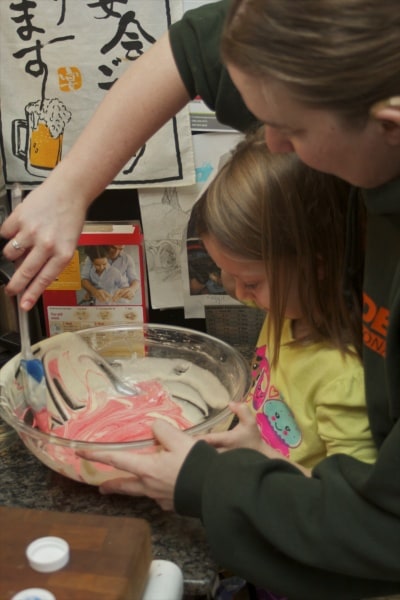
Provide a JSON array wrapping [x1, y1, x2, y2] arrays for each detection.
[[12, 98, 72, 177]]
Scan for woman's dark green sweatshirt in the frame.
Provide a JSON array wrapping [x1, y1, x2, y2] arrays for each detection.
[[169, 2, 400, 598]]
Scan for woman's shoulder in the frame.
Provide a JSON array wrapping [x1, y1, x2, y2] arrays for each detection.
[[169, 0, 257, 131]]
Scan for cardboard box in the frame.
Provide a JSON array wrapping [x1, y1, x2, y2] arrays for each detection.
[[42, 221, 148, 336]]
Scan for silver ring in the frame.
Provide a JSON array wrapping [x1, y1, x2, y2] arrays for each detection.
[[11, 238, 24, 251]]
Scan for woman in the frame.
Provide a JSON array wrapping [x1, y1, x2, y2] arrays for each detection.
[[89, 3, 400, 599]]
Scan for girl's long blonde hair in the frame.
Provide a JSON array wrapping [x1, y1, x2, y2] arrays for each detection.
[[192, 127, 364, 364]]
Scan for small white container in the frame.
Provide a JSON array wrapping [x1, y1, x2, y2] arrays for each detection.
[[141, 560, 184, 600], [26, 536, 69, 573], [11, 588, 56, 600]]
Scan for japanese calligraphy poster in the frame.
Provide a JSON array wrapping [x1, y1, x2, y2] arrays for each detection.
[[0, 1, 195, 189]]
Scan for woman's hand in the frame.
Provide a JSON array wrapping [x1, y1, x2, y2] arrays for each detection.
[[82, 419, 197, 510], [0, 180, 87, 310], [93, 288, 113, 303], [112, 281, 139, 301]]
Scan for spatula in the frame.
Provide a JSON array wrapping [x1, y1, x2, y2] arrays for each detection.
[[12, 184, 49, 431]]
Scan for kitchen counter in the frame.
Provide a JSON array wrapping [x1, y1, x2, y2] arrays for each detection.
[[0, 429, 218, 599]]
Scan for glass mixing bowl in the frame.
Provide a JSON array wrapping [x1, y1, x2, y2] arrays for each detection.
[[0, 324, 250, 485]]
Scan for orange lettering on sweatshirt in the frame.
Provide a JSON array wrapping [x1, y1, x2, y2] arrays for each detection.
[[363, 292, 388, 357]]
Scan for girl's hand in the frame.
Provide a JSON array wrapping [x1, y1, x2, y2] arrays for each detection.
[[204, 403, 312, 476], [202, 402, 265, 453], [81, 419, 197, 510]]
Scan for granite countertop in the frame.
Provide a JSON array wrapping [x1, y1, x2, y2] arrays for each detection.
[[0, 428, 218, 598]]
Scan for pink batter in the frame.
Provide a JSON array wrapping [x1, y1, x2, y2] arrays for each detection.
[[53, 380, 192, 442], [34, 353, 196, 442]]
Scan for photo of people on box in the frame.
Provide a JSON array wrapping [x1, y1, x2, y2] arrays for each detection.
[[186, 208, 226, 296], [79, 244, 141, 306], [41, 223, 147, 336]]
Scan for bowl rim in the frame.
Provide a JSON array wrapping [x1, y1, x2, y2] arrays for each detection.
[[0, 323, 251, 450]]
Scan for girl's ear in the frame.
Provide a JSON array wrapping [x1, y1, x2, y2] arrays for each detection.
[[370, 97, 400, 145]]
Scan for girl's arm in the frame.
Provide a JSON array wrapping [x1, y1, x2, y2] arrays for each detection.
[[203, 402, 312, 475]]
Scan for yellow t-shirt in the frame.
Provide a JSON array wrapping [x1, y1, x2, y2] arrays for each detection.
[[246, 315, 376, 468]]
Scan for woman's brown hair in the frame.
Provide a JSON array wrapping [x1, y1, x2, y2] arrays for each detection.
[[221, 0, 400, 124], [193, 127, 364, 364]]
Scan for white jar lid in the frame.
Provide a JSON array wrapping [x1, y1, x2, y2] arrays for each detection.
[[26, 536, 70, 573], [11, 588, 56, 600]]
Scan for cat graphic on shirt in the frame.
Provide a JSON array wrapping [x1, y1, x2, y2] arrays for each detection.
[[249, 344, 302, 457]]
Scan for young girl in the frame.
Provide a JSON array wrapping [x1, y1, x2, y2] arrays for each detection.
[[192, 127, 376, 474]]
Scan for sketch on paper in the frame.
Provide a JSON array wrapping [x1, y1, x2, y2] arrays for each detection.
[[0, 1, 194, 188], [139, 185, 192, 309], [139, 132, 243, 311]]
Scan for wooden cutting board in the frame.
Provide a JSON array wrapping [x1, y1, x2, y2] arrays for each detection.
[[0, 505, 152, 600]]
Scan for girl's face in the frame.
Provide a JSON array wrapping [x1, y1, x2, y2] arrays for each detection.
[[93, 257, 108, 274], [227, 63, 400, 188], [202, 234, 303, 320]]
